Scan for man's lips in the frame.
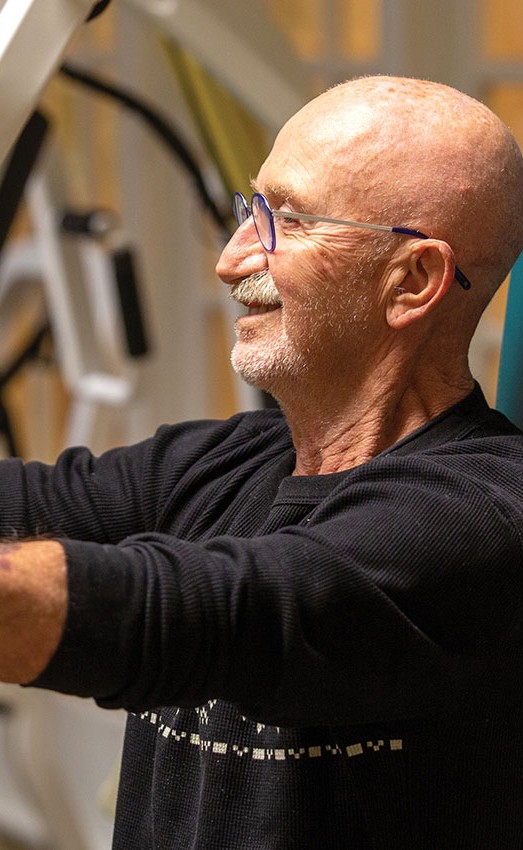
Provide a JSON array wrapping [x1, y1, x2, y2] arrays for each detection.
[[245, 302, 281, 315], [236, 299, 281, 316]]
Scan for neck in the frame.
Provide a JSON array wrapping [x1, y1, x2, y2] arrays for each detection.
[[277, 361, 474, 476]]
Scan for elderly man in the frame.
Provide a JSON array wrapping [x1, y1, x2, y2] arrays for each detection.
[[1, 76, 523, 849]]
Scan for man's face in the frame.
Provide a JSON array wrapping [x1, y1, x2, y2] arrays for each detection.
[[216, 100, 388, 397]]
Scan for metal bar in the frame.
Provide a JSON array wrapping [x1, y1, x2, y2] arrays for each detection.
[[0, 0, 95, 167], [124, 0, 310, 129]]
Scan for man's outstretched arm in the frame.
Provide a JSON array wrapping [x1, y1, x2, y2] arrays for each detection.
[[0, 540, 67, 683]]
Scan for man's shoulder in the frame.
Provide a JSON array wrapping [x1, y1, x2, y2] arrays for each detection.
[[381, 383, 523, 464], [155, 408, 289, 446], [146, 408, 291, 473]]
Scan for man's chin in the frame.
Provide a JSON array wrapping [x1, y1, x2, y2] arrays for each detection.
[[230, 339, 307, 395], [230, 345, 279, 390], [231, 355, 268, 389]]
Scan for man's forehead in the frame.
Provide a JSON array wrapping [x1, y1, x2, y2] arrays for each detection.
[[254, 99, 390, 206], [282, 97, 380, 148]]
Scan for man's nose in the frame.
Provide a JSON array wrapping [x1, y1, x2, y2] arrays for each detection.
[[215, 218, 268, 284]]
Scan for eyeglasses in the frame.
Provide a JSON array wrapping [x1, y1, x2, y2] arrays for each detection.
[[233, 191, 471, 291]]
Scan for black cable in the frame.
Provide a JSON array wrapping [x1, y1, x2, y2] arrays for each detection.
[[0, 322, 51, 390], [87, 0, 113, 21], [0, 322, 51, 457], [0, 111, 49, 256], [60, 62, 231, 241], [0, 111, 52, 455]]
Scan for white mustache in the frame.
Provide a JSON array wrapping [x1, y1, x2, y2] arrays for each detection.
[[229, 272, 281, 306]]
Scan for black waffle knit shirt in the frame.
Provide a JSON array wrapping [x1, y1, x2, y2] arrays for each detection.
[[3, 384, 523, 848]]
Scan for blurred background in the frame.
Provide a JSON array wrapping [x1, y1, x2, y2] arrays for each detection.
[[0, 0, 523, 847]]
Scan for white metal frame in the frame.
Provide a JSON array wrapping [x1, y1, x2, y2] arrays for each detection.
[[124, 0, 310, 130], [0, 0, 96, 167]]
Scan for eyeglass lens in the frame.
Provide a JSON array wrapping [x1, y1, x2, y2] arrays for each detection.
[[251, 194, 276, 252], [233, 193, 249, 225], [232, 192, 277, 252]]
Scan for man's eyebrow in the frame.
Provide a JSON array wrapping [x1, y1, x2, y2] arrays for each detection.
[[249, 179, 302, 206]]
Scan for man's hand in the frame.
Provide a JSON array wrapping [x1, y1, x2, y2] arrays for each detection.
[[0, 540, 67, 683]]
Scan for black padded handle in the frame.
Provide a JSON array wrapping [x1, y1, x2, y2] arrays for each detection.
[[112, 247, 150, 358]]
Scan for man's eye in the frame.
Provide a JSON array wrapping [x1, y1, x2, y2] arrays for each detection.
[[276, 210, 299, 224]]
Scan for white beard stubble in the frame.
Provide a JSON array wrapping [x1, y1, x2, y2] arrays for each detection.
[[228, 263, 373, 394], [229, 271, 310, 390]]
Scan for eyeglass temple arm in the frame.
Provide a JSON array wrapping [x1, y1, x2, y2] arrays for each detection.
[[272, 209, 391, 232], [266, 209, 472, 291], [392, 226, 471, 290]]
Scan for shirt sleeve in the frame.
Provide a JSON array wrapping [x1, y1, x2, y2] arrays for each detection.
[[0, 444, 151, 542], [32, 454, 523, 727], [0, 416, 243, 542]]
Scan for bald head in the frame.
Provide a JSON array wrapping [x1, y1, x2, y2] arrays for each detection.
[[279, 76, 523, 314]]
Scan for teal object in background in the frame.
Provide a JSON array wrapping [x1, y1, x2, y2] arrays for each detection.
[[496, 251, 523, 427]]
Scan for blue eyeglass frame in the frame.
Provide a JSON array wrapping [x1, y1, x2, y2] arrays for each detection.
[[233, 191, 471, 291]]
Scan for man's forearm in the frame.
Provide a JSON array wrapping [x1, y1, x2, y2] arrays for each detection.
[[0, 540, 67, 683]]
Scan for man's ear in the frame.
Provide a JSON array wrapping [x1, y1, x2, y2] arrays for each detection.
[[386, 240, 456, 330]]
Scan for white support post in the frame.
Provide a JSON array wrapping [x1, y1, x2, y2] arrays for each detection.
[[0, 0, 96, 166]]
